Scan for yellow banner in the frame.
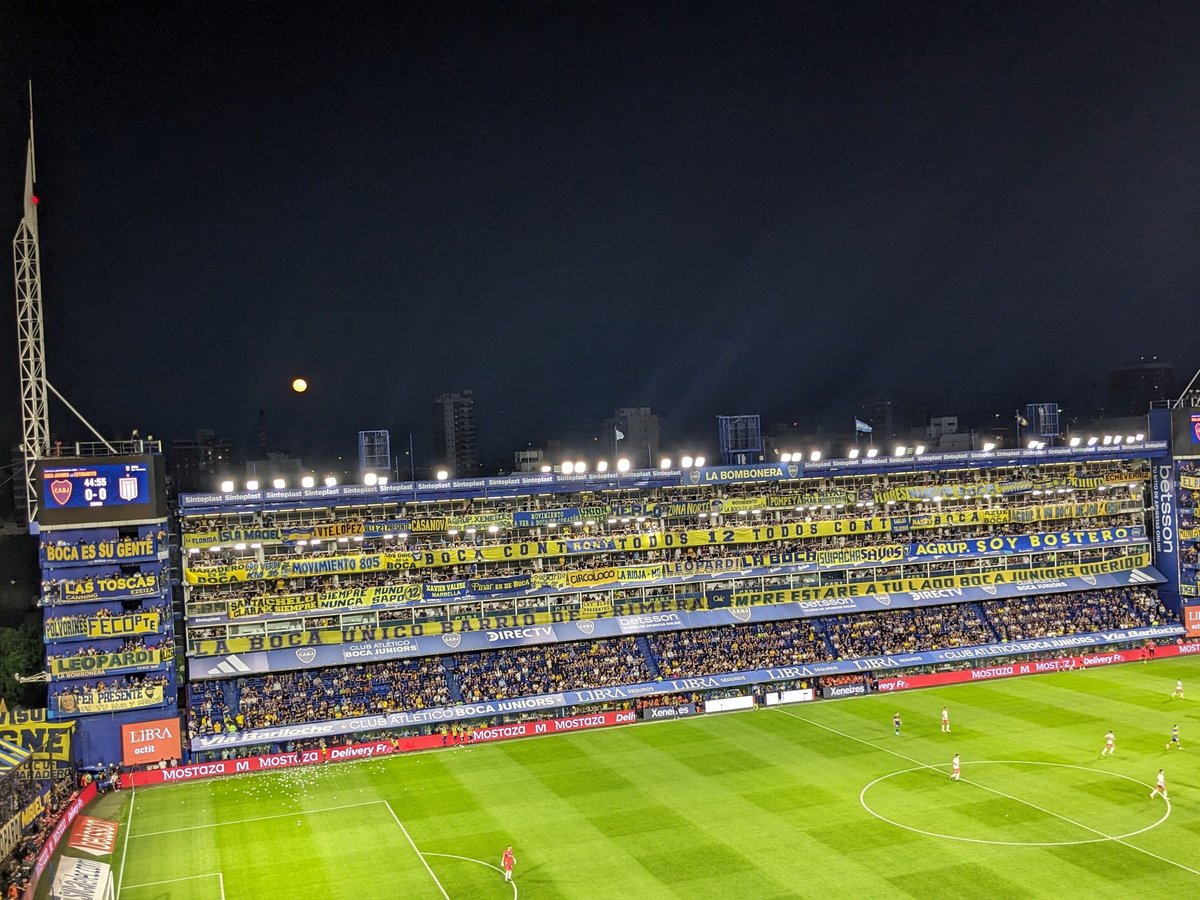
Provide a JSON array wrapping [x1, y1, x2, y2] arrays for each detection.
[[57, 684, 164, 715], [44, 611, 161, 641], [0, 703, 73, 781], [49, 647, 170, 678], [185, 501, 1136, 587], [730, 552, 1151, 605], [59, 572, 163, 602], [1180, 474, 1200, 491], [190, 552, 1151, 656], [227, 583, 422, 619], [1180, 526, 1200, 542]]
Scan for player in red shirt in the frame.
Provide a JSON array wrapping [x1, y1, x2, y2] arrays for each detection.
[[501, 846, 515, 883]]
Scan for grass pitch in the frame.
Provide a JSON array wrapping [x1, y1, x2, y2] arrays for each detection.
[[57, 657, 1200, 899]]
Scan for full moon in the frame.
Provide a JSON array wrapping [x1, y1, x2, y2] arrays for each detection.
[[291, 378, 308, 393]]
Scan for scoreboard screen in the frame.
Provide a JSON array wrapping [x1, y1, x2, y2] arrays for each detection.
[[35, 455, 167, 526]]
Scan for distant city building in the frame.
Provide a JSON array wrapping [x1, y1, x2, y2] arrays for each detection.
[[857, 394, 897, 441], [358, 430, 391, 477], [169, 429, 234, 493], [243, 451, 305, 485], [607, 407, 660, 468], [1107, 357, 1174, 416], [513, 447, 547, 473], [433, 390, 481, 477]]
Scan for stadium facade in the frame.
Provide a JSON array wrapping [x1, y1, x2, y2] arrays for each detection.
[[28, 408, 1200, 764]]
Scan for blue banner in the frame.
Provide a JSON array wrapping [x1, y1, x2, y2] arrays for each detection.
[[189, 564, 1166, 679], [39, 524, 166, 569], [1152, 462, 1181, 601], [189, 623, 1183, 751]]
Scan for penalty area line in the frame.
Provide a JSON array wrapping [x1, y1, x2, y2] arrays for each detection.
[[383, 800, 450, 899], [773, 707, 1200, 879]]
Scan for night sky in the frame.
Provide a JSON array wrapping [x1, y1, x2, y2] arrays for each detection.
[[2, 3, 1198, 465]]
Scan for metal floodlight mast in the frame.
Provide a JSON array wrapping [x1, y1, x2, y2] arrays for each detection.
[[13, 85, 115, 524], [13, 84, 50, 524]]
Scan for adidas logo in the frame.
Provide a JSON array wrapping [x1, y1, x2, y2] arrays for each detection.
[[1128, 569, 1158, 584], [207, 655, 252, 676]]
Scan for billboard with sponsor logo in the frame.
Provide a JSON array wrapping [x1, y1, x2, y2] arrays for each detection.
[[121, 717, 182, 766]]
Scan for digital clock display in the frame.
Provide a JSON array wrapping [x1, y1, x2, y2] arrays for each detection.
[[42, 463, 150, 508], [35, 456, 166, 526]]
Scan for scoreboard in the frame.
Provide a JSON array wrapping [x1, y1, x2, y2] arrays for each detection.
[[35, 455, 167, 527]]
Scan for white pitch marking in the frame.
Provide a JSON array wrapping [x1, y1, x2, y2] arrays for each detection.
[[122, 872, 223, 890], [776, 707, 1200, 878], [115, 788, 136, 899], [860, 761, 1171, 846], [424, 852, 519, 900], [383, 800, 450, 899]]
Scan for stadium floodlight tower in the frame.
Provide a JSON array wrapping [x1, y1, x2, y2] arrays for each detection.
[[12, 85, 114, 524], [717, 415, 762, 465]]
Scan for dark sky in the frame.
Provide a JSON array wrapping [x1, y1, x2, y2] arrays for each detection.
[[2, 2, 1199, 465]]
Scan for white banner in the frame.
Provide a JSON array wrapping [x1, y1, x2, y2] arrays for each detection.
[[52, 855, 113, 900]]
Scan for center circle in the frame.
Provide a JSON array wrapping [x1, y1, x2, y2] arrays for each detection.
[[859, 760, 1170, 847]]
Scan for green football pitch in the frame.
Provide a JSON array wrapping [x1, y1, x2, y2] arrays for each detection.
[[56, 657, 1200, 899]]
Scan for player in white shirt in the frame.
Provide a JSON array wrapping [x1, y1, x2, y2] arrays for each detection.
[[1150, 769, 1167, 800], [941, 707, 950, 733], [951, 753, 960, 781], [1101, 730, 1115, 757], [1171, 679, 1184, 699]]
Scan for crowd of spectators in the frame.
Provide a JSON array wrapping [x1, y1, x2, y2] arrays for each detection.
[[189, 659, 451, 738], [651, 621, 826, 678], [185, 585, 1176, 741], [456, 638, 651, 701], [51, 673, 170, 711], [46, 636, 174, 664], [986, 588, 1170, 642], [824, 605, 995, 657]]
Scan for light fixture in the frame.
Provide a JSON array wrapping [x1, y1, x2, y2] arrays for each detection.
[[1027, 440, 1039, 449], [301, 475, 315, 488], [848, 448, 859, 459], [1135, 433, 1145, 442], [894, 446, 906, 457], [659, 458, 672, 469], [220, 480, 235, 492], [574, 461, 587, 474], [561, 461, 575, 474], [597, 460, 609, 472], [540, 465, 552, 473], [982, 442, 996, 452], [1102, 435, 1113, 445], [364, 473, 378, 486], [1087, 437, 1099, 446], [810, 450, 821, 462], [245, 480, 259, 491], [781, 452, 792, 463], [914, 445, 925, 455], [617, 458, 631, 472], [681, 455, 694, 468], [866, 448, 879, 458], [694, 456, 705, 467], [1069, 437, 1081, 447], [324, 476, 338, 487], [378, 476, 388, 486], [436, 470, 449, 481]]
